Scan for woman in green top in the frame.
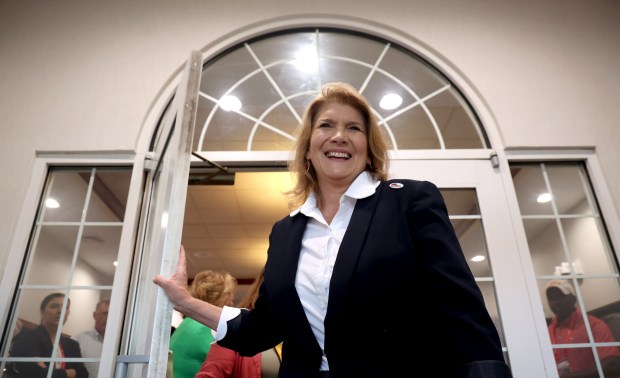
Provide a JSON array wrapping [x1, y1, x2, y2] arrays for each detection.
[[169, 269, 237, 378]]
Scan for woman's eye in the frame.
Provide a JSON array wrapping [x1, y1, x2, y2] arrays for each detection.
[[348, 125, 363, 132], [317, 122, 332, 128]]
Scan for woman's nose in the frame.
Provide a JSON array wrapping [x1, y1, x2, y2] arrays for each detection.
[[331, 127, 347, 141]]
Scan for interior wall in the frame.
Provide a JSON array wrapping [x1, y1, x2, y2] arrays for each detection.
[[1, 0, 619, 279]]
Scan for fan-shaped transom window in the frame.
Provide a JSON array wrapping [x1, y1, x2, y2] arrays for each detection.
[[194, 28, 488, 152]]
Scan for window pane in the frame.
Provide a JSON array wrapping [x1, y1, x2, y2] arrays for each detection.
[[42, 170, 91, 222], [478, 281, 504, 347], [452, 219, 491, 276], [562, 218, 617, 276], [22, 225, 78, 285], [3, 290, 75, 374], [74, 225, 122, 286], [546, 165, 593, 216], [441, 188, 505, 350], [510, 165, 554, 216], [511, 161, 620, 377], [1, 166, 131, 375], [85, 169, 132, 222]]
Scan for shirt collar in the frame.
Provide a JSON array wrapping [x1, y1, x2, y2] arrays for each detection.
[[290, 171, 380, 216]]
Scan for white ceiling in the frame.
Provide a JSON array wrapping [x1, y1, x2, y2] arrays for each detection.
[[182, 171, 295, 281]]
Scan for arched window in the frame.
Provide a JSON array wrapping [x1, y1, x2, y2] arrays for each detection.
[[194, 28, 488, 152]]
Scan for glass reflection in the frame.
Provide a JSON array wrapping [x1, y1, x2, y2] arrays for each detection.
[[546, 166, 592, 216], [41, 170, 91, 223], [543, 279, 620, 376], [510, 165, 554, 216], [85, 169, 132, 222], [512, 161, 620, 378], [73, 225, 122, 286], [561, 218, 617, 276], [3, 291, 88, 377], [452, 219, 491, 276], [478, 281, 503, 346], [22, 226, 79, 286], [71, 294, 111, 378], [2, 166, 130, 376]]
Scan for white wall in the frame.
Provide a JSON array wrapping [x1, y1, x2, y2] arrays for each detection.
[[1, 0, 619, 282]]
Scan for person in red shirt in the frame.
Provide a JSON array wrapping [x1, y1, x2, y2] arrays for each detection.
[[546, 280, 620, 377], [195, 268, 280, 378]]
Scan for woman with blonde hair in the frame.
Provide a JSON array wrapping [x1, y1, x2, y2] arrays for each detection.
[[170, 270, 237, 378]]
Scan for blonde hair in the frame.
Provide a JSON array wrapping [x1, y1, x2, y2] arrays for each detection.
[[189, 270, 237, 307], [286, 82, 389, 208]]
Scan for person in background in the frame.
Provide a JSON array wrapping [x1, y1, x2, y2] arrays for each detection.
[[155, 82, 511, 377], [7, 292, 89, 378], [545, 279, 620, 377], [72, 298, 110, 378], [195, 267, 280, 378], [170, 270, 237, 378]]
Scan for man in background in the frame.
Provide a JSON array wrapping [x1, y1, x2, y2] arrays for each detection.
[[73, 298, 110, 378], [546, 280, 620, 377]]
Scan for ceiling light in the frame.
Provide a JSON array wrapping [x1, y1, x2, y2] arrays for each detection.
[[537, 193, 552, 203], [379, 93, 403, 110], [45, 198, 60, 208], [291, 46, 318, 73], [471, 255, 485, 262], [113, 261, 118, 267], [219, 95, 242, 111]]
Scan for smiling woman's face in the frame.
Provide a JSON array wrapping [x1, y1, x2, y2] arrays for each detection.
[[41, 296, 69, 328], [306, 102, 370, 189]]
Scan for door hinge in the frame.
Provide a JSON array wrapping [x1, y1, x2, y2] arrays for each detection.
[[490, 153, 500, 169], [144, 153, 158, 171]]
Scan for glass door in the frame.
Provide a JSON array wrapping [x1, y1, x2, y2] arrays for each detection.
[[389, 157, 549, 377], [116, 50, 203, 378]]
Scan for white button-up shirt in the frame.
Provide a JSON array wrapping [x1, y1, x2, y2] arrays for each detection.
[[217, 172, 380, 370]]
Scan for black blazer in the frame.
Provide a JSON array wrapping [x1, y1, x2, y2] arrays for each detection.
[[220, 179, 512, 378], [7, 324, 89, 378]]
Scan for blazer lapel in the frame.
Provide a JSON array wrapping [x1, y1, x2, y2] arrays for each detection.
[[279, 213, 308, 285], [272, 214, 323, 352], [325, 182, 384, 326]]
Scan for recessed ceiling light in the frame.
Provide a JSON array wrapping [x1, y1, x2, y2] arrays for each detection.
[[471, 255, 485, 262], [291, 46, 318, 73], [219, 95, 242, 111], [45, 198, 60, 208], [379, 93, 403, 110], [113, 261, 118, 267], [537, 193, 552, 203]]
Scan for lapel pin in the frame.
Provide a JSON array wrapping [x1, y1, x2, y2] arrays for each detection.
[[389, 182, 404, 189]]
